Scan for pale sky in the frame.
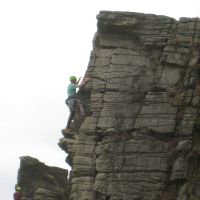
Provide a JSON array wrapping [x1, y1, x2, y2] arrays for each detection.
[[0, 0, 199, 199]]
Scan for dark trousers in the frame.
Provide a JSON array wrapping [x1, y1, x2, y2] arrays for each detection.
[[66, 96, 85, 128], [66, 111, 75, 128]]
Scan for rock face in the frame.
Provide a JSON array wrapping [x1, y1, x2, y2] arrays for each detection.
[[17, 156, 68, 200], [59, 11, 200, 200]]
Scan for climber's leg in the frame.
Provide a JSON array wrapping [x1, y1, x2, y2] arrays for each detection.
[[66, 111, 75, 129]]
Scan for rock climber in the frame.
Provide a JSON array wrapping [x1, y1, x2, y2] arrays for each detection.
[[13, 186, 24, 200], [62, 76, 91, 134]]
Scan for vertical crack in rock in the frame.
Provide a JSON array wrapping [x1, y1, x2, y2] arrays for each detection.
[[59, 11, 200, 200]]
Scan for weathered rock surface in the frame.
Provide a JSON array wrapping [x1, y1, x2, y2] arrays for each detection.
[[17, 156, 68, 200], [59, 11, 200, 200]]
